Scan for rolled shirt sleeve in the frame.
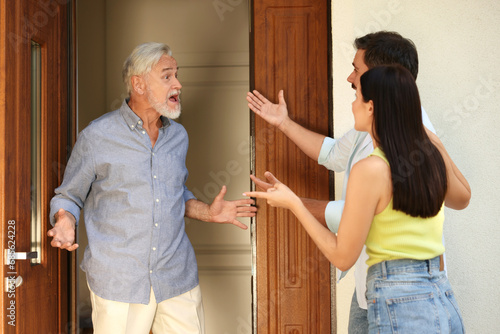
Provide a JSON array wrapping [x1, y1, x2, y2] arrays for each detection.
[[183, 185, 196, 202], [324, 200, 345, 233], [318, 129, 360, 172]]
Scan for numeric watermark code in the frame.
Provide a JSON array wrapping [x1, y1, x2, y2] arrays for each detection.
[[6, 220, 17, 327]]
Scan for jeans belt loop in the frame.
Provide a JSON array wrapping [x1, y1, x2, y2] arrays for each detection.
[[381, 261, 388, 279]]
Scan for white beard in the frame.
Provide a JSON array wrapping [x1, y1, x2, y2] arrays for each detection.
[[146, 87, 181, 119]]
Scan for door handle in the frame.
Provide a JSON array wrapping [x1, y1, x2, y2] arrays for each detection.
[[4, 250, 38, 263], [11, 252, 37, 260]]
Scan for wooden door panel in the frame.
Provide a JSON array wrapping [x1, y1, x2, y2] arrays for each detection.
[[1, 1, 71, 333], [251, 0, 332, 333]]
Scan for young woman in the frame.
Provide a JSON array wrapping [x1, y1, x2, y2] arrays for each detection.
[[244, 65, 470, 333]]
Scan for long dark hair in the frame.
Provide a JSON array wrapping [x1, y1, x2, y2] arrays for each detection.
[[360, 65, 447, 218]]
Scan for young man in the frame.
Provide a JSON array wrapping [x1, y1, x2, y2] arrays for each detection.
[[247, 31, 437, 333], [48, 42, 256, 334]]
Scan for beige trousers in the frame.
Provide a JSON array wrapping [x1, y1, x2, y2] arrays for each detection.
[[89, 285, 205, 334]]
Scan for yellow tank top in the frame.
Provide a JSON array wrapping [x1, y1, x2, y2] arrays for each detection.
[[365, 147, 445, 267]]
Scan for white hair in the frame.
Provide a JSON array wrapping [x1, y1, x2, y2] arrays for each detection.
[[122, 42, 172, 95]]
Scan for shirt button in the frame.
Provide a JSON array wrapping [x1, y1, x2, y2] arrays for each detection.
[[156, 199, 159, 203], [152, 247, 156, 251], [155, 223, 158, 227], [153, 175, 157, 179], [130, 125, 135, 129], [150, 270, 153, 274], [138, 121, 142, 125], [142, 130, 146, 134]]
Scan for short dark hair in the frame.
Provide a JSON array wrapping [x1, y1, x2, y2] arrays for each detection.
[[360, 65, 446, 217], [355, 31, 419, 79]]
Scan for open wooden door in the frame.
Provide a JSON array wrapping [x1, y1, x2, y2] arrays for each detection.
[[251, 0, 333, 332], [0, 1, 74, 333]]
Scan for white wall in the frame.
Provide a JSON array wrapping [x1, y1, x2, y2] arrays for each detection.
[[332, 1, 500, 333]]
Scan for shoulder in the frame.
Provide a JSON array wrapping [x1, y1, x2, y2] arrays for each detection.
[[348, 155, 392, 212], [75, 110, 122, 147], [339, 128, 363, 142], [350, 155, 391, 187], [352, 155, 389, 174], [167, 119, 189, 137], [334, 129, 369, 153], [84, 110, 120, 133]]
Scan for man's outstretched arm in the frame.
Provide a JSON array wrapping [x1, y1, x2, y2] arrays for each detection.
[[247, 90, 326, 161], [185, 185, 257, 230]]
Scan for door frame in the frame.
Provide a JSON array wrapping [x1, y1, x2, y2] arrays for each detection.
[[69, 1, 78, 332]]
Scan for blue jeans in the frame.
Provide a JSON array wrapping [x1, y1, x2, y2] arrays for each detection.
[[348, 290, 368, 334], [366, 257, 464, 334]]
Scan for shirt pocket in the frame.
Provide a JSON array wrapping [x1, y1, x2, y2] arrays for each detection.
[[160, 152, 189, 195]]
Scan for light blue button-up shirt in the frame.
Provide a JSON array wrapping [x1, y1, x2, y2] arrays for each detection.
[[50, 100, 198, 304]]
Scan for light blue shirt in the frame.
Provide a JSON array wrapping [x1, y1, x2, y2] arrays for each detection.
[[50, 100, 198, 304]]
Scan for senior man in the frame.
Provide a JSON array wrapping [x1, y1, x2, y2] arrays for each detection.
[[48, 42, 256, 334]]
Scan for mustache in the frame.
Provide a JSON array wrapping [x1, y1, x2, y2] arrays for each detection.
[[168, 90, 181, 98]]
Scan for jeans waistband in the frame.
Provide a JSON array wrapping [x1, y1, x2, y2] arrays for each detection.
[[367, 256, 442, 280]]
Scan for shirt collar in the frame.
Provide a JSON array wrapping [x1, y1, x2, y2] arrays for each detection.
[[119, 99, 171, 131]]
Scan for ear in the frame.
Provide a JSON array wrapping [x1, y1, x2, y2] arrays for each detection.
[[367, 100, 374, 117], [131, 75, 146, 95]]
